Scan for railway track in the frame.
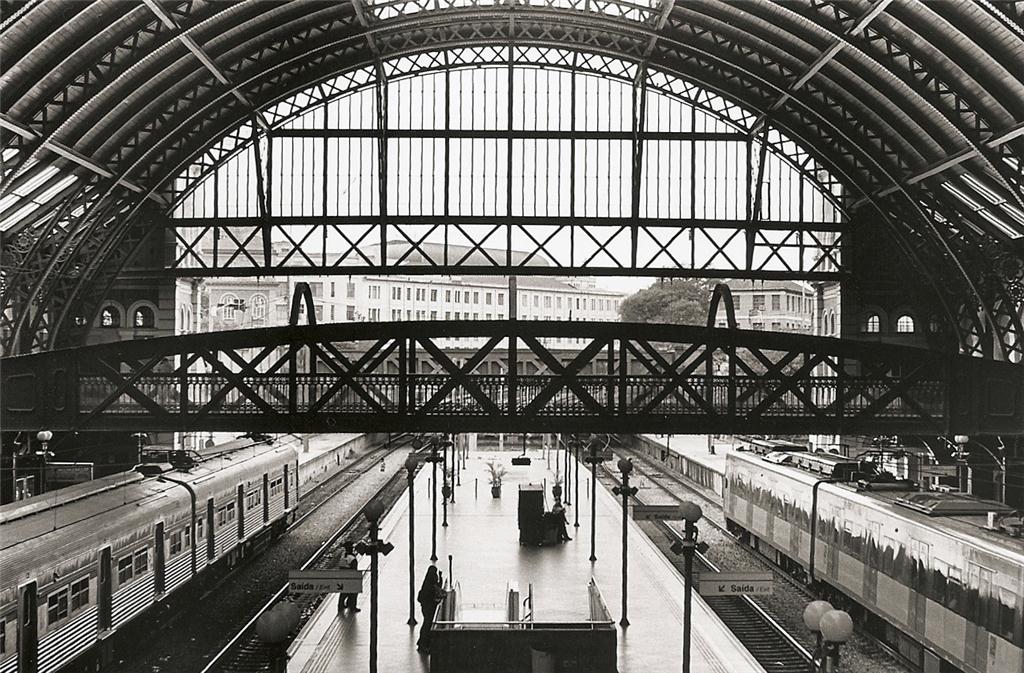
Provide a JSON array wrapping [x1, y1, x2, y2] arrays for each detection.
[[592, 462, 813, 673], [202, 459, 416, 673]]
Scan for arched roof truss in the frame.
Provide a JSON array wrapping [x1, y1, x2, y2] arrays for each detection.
[[0, 0, 1020, 359]]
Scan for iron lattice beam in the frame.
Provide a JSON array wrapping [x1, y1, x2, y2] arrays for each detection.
[[3, 321, 1020, 435]]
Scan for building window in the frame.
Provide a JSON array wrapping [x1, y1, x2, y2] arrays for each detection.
[[544, 296, 551, 309], [406, 287, 412, 300], [251, 294, 267, 321], [220, 293, 239, 321], [896, 315, 915, 333], [101, 306, 121, 327], [430, 311, 437, 320], [330, 282, 335, 298], [47, 588, 69, 625], [771, 295, 780, 311], [369, 308, 380, 320], [133, 306, 155, 328], [498, 293, 504, 305], [431, 289, 438, 302], [393, 287, 401, 300], [485, 292, 492, 305], [865, 314, 880, 333], [369, 285, 381, 300], [346, 305, 356, 321], [70, 578, 89, 611], [752, 295, 765, 311], [445, 290, 451, 302], [310, 282, 323, 297], [347, 282, 356, 298], [392, 309, 401, 320]]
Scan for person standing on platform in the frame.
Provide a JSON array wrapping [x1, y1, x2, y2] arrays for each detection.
[[339, 542, 360, 613], [552, 501, 572, 542], [416, 566, 445, 653]]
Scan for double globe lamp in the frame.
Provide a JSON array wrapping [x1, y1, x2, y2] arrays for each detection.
[[803, 600, 854, 672]]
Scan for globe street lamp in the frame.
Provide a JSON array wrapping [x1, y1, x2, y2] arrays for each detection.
[[255, 601, 301, 673], [36, 430, 53, 493], [803, 600, 834, 672], [677, 501, 702, 673], [612, 458, 638, 626], [819, 609, 854, 672], [405, 455, 419, 626], [356, 499, 395, 673]]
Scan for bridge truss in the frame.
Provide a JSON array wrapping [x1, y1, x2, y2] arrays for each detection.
[[3, 320, 1020, 435]]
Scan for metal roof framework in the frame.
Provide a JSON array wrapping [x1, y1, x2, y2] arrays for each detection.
[[0, 0, 1022, 357]]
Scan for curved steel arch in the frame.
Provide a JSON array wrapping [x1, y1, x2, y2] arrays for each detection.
[[2, 1, 1021, 358], [39, 17, 983, 352]]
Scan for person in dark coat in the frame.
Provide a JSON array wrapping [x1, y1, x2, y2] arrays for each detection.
[[552, 502, 571, 541], [339, 542, 360, 612], [416, 566, 445, 652]]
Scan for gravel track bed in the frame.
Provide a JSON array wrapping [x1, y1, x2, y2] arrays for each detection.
[[104, 445, 413, 673], [607, 445, 912, 673]]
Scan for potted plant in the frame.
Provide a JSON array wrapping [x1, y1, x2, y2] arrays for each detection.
[[486, 461, 507, 498]]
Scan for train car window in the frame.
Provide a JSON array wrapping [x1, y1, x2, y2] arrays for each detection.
[[170, 530, 183, 556], [117, 556, 134, 585], [932, 559, 949, 606], [47, 588, 69, 625], [881, 536, 896, 576], [70, 578, 89, 612], [133, 550, 148, 576]]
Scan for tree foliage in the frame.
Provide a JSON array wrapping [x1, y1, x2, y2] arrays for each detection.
[[618, 279, 715, 325]]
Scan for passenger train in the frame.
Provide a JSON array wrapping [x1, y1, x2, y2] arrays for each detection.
[[724, 448, 1024, 673], [0, 436, 300, 673]]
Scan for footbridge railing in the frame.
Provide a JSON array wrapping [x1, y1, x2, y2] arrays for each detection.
[[1, 321, 1020, 434]]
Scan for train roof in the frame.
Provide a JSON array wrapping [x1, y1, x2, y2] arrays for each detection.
[[0, 443, 297, 590], [727, 450, 1024, 562]]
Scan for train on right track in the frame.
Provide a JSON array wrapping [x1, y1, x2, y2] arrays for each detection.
[[722, 444, 1023, 673]]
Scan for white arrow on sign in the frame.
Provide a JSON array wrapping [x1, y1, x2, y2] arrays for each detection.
[[696, 571, 773, 596]]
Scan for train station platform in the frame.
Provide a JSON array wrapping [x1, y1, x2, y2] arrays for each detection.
[[287, 449, 766, 673]]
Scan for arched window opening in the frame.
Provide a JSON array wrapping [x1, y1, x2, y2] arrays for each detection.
[[896, 315, 915, 333], [134, 306, 155, 328], [170, 54, 845, 277], [865, 314, 880, 333], [100, 307, 120, 328], [220, 293, 240, 321]]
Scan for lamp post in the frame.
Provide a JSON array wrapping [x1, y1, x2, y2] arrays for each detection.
[[36, 431, 53, 494], [424, 437, 442, 562], [356, 500, 395, 673], [405, 455, 419, 626], [441, 438, 450, 527], [677, 501, 702, 673], [573, 437, 580, 528], [803, 600, 833, 672], [583, 439, 605, 562], [953, 434, 970, 493], [819, 609, 854, 672], [564, 435, 571, 505], [612, 458, 638, 626], [449, 435, 457, 500]]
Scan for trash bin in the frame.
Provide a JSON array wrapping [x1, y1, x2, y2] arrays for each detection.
[[531, 647, 555, 673]]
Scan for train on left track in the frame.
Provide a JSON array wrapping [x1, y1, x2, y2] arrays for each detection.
[[0, 436, 300, 673]]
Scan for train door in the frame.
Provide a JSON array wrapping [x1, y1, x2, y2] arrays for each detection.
[[965, 563, 992, 672], [206, 498, 215, 560], [98, 547, 112, 631], [262, 473, 270, 524], [283, 463, 290, 510], [908, 539, 929, 636], [17, 581, 37, 673], [154, 522, 166, 595], [864, 521, 880, 606], [236, 484, 245, 540]]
